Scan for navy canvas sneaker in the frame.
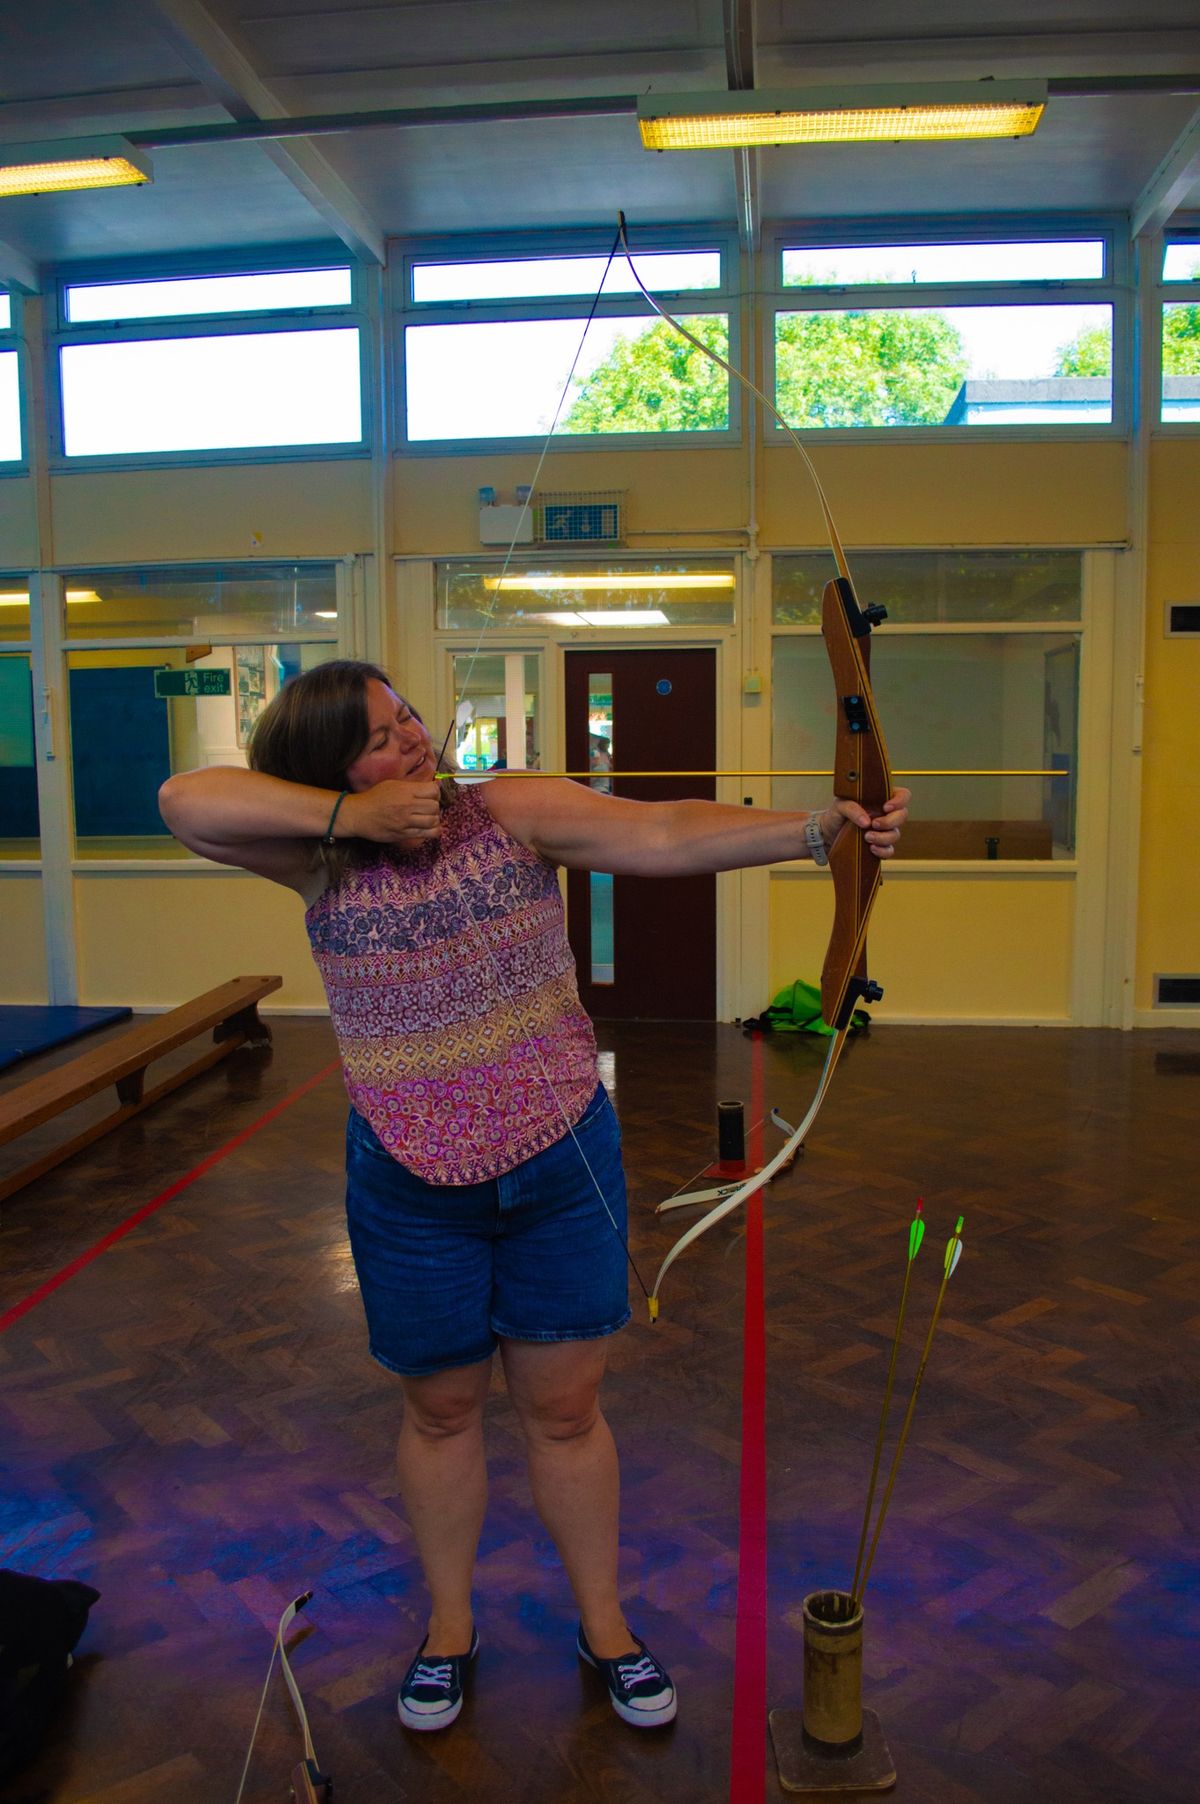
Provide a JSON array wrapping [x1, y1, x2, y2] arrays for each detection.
[[577, 1625, 677, 1726], [397, 1627, 479, 1731]]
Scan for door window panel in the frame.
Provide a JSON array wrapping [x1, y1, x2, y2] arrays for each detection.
[[0, 654, 38, 856], [451, 652, 540, 773]]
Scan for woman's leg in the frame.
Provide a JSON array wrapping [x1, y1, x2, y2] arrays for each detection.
[[499, 1336, 636, 1659], [396, 1356, 493, 1654]]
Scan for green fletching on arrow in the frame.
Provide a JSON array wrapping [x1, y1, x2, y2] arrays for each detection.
[[908, 1200, 925, 1261]]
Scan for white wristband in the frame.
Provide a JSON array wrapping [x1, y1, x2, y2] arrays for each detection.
[[804, 812, 830, 867]]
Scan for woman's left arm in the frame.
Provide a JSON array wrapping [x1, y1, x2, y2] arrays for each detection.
[[483, 778, 910, 875]]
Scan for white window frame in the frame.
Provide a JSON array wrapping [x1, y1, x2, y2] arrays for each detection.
[[0, 290, 25, 468], [764, 217, 1131, 442], [49, 246, 369, 471], [1155, 218, 1200, 436], [394, 225, 741, 456]]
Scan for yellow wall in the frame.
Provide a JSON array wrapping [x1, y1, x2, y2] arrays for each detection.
[[0, 476, 38, 568], [75, 872, 326, 1010], [0, 874, 48, 1001], [769, 868, 1075, 1025], [47, 459, 373, 564], [758, 439, 1128, 547], [1139, 439, 1200, 1010], [394, 445, 748, 553]]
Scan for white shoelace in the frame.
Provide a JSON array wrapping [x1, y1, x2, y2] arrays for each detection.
[[617, 1656, 660, 1685], [411, 1660, 453, 1690]]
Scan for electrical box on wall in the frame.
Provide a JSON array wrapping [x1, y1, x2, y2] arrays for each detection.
[[534, 490, 625, 544], [479, 504, 534, 546]]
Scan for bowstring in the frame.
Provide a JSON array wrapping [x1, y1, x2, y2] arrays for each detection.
[[435, 223, 653, 1303], [436, 223, 624, 773]]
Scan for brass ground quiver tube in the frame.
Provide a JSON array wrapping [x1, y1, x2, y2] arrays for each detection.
[[802, 1589, 864, 1753]]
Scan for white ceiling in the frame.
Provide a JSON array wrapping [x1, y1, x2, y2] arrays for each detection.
[[0, 0, 1198, 282]]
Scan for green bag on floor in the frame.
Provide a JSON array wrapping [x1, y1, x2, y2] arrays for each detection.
[[742, 977, 870, 1039]]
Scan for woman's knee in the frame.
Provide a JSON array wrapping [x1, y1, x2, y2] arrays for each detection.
[[503, 1352, 606, 1444], [400, 1364, 489, 1441]]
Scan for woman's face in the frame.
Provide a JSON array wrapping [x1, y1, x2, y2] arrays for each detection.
[[344, 678, 437, 791]]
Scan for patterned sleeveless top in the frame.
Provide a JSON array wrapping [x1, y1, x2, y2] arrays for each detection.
[[305, 784, 599, 1184]]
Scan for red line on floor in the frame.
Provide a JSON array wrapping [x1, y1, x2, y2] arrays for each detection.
[[0, 1060, 341, 1336], [730, 1031, 768, 1804]]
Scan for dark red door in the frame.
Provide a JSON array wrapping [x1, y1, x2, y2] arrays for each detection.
[[565, 647, 716, 1019]]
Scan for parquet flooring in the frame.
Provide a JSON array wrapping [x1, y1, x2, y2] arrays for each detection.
[[1, 1019, 1196, 1804]]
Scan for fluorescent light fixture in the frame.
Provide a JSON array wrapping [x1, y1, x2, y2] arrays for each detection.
[[540, 610, 671, 627], [484, 572, 735, 592], [638, 83, 1046, 150], [0, 137, 152, 198], [0, 588, 101, 607], [313, 610, 339, 619]]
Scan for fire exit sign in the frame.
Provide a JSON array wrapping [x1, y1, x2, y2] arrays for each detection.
[[153, 668, 232, 698]]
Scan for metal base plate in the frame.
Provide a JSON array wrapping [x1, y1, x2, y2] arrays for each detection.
[[769, 1708, 896, 1794]]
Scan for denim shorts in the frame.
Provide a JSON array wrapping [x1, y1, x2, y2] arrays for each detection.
[[343, 1083, 632, 1377]]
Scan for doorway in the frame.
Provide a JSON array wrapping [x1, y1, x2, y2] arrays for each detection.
[[564, 646, 716, 1019]]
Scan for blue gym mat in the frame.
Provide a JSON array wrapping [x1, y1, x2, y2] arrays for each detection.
[[0, 1005, 133, 1073]]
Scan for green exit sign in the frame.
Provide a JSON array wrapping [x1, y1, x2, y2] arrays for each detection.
[[154, 668, 232, 698]]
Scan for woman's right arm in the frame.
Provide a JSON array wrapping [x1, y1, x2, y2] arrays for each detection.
[[158, 768, 443, 899], [158, 767, 344, 899]]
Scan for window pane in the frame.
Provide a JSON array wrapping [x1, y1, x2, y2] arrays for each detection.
[[59, 564, 339, 641], [0, 654, 38, 856], [774, 304, 1112, 427], [65, 268, 352, 323], [413, 250, 720, 303], [0, 350, 20, 459], [451, 650, 540, 772], [1162, 243, 1200, 281], [60, 328, 362, 455], [783, 240, 1104, 286], [437, 560, 736, 630], [406, 315, 728, 439], [69, 642, 338, 857], [1161, 302, 1200, 420], [772, 631, 1079, 857], [587, 674, 613, 790], [773, 550, 1083, 625], [0, 294, 11, 330]]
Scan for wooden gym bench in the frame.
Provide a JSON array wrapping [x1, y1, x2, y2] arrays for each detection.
[[0, 975, 281, 1206]]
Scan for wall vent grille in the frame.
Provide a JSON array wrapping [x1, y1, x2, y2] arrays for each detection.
[[1154, 975, 1200, 1006], [1165, 603, 1200, 636], [534, 489, 624, 544]]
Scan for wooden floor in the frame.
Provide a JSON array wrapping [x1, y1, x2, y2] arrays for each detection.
[[1, 1017, 1197, 1804]]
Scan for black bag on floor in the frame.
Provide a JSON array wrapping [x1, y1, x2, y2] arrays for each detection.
[[0, 1568, 100, 1780]]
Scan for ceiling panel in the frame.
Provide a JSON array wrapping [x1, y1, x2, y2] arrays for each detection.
[[0, 0, 1196, 276]]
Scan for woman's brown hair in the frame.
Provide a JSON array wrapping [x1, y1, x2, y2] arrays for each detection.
[[248, 659, 455, 881]]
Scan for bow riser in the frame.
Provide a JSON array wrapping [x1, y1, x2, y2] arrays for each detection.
[[820, 578, 893, 1031]]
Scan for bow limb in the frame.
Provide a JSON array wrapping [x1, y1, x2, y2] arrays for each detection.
[[620, 220, 895, 1312], [277, 1594, 332, 1803], [648, 1024, 849, 1312], [233, 1592, 330, 1804]]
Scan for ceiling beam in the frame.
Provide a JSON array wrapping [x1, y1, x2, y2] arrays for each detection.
[[149, 0, 385, 265], [1132, 103, 1200, 236], [0, 239, 40, 295], [724, 0, 759, 253]]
